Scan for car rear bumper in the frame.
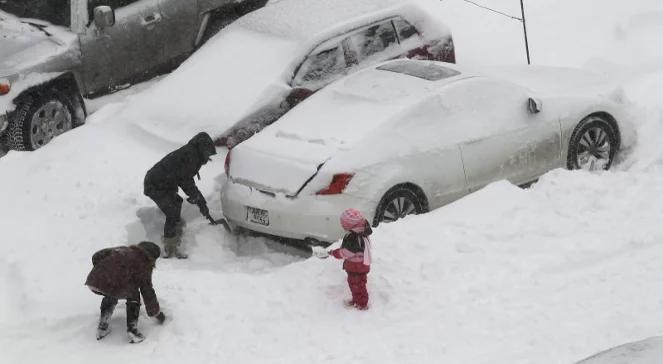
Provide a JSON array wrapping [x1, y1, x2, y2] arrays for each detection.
[[221, 180, 375, 243]]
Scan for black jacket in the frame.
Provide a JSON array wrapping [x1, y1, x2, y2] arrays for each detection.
[[340, 224, 373, 253], [144, 132, 217, 199]]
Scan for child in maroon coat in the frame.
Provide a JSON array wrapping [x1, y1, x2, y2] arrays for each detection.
[[327, 208, 373, 310]]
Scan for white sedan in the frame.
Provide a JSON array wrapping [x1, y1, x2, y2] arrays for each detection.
[[221, 59, 634, 243]]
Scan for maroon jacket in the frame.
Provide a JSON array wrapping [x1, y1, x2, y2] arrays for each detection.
[[85, 245, 161, 316]]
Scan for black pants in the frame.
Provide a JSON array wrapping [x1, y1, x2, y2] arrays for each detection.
[[100, 296, 141, 329], [146, 191, 183, 238]]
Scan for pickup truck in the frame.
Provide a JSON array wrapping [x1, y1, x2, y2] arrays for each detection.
[[0, 0, 266, 151]]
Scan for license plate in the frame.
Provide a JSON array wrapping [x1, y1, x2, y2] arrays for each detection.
[[247, 207, 269, 226]]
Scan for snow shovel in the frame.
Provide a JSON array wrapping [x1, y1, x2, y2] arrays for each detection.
[[198, 202, 232, 232], [207, 215, 231, 232]]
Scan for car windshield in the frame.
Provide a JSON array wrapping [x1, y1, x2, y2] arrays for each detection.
[[377, 60, 460, 81], [0, 0, 70, 27]]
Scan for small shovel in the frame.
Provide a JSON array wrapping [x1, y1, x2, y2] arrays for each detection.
[[205, 214, 232, 232]]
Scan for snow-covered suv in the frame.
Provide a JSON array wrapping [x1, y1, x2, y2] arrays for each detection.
[[0, 0, 266, 151]]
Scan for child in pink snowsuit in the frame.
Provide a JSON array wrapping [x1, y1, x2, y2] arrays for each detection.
[[329, 208, 373, 310]]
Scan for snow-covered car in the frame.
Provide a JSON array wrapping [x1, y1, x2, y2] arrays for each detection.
[[217, 0, 456, 146], [135, 0, 454, 147], [220, 59, 634, 244], [0, 0, 266, 151], [574, 337, 663, 364]]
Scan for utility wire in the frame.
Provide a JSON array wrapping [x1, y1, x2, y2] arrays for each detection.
[[460, 0, 523, 22]]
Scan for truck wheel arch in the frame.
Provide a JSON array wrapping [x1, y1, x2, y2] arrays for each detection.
[[4, 73, 87, 150], [12, 73, 87, 126]]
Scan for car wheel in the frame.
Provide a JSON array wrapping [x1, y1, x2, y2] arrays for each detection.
[[567, 115, 619, 171], [373, 186, 426, 226], [7, 90, 74, 151]]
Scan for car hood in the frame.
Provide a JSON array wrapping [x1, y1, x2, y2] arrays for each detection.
[[0, 13, 75, 76]]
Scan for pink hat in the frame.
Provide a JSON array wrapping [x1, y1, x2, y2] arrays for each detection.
[[340, 208, 366, 233]]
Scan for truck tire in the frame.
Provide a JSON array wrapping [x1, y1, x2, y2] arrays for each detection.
[[7, 89, 75, 151]]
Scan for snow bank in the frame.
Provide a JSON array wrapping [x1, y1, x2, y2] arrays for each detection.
[[575, 336, 663, 364]]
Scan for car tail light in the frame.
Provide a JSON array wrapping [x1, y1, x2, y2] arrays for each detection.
[[224, 150, 231, 176], [406, 45, 431, 60], [316, 173, 354, 195], [0, 79, 10, 95], [441, 43, 456, 63]]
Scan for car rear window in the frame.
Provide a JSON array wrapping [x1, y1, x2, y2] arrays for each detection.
[[377, 60, 460, 81]]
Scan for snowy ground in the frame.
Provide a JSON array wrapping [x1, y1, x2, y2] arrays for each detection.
[[2, 1, 663, 363]]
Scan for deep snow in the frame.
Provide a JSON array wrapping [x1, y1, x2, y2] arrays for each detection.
[[1, 0, 663, 363]]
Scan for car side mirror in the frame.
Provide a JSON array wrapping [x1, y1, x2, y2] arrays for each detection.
[[528, 97, 542, 114], [94, 6, 115, 29]]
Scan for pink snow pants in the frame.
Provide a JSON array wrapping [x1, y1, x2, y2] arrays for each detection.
[[347, 273, 368, 308]]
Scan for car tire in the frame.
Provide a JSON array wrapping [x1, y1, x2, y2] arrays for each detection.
[[6, 89, 75, 151], [567, 115, 619, 171], [373, 185, 426, 226]]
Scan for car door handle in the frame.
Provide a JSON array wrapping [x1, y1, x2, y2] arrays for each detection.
[[141, 13, 162, 26]]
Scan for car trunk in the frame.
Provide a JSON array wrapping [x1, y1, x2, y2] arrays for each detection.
[[229, 136, 336, 196]]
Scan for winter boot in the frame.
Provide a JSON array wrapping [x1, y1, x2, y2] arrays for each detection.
[[162, 236, 178, 259], [96, 296, 117, 340], [173, 239, 188, 259], [175, 219, 186, 237], [126, 302, 145, 344], [162, 235, 188, 259]]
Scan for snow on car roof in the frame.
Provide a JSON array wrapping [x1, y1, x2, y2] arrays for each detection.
[[237, 0, 444, 47], [377, 59, 461, 81], [332, 60, 469, 102], [241, 60, 468, 157]]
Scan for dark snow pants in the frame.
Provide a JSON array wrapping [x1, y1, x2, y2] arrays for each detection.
[[146, 191, 183, 238], [99, 295, 141, 329], [347, 272, 369, 308]]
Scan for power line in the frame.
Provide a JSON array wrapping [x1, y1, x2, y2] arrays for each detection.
[[460, 0, 523, 22], [454, 0, 531, 64]]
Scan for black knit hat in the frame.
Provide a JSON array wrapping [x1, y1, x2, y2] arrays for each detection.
[[138, 241, 161, 260]]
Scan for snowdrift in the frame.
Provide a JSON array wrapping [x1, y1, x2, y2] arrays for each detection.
[[575, 336, 663, 364], [1, 0, 663, 363]]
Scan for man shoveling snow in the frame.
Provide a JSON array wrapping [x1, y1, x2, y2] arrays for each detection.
[[143, 132, 221, 259]]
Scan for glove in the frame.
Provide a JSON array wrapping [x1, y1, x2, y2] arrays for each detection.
[[155, 312, 166, 324], [311, 246, 329, 259]]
